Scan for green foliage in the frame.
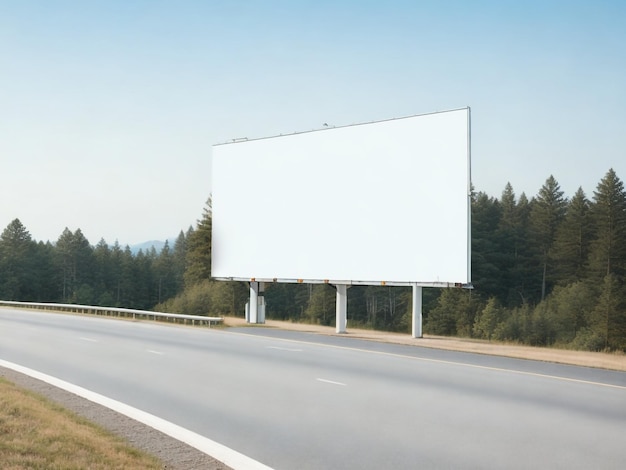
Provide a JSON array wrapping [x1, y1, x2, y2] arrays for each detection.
[[425, 289, 474, 336], [156, 280, 246, 316], [0, 219, 38, 300], [304, 284, 336, 326], [492, 304, 532, 342], [265, 283, 310, 321], [544, 282, 596, 344], [589, 274, 626, 350], [471, 192, 503, 298], [496, 186, 534, 306], [473, 297, 505, 340], [529, 176, 567, 301], [551, 188, 592, 284], [184, 199, 212, 287], [587, 169, 626, 279]]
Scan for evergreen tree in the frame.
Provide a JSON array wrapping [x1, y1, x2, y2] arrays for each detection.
[[587, 169, 626, 279], [0, 219, 38, 300], [32, 241, 59, 302], [471, 192, 503, 299], [473, 297, 504, 340], [544, 281, 596, 344], [551, 188, 592, 284], [93, 239, 114, 305], [529, 176, 567, 301], [425, 289, 476, 336], [304, 284, 336, 325], [109, 241, 133, 306], [154, 240, 177, 304], [172, 230, 189, 294], [527, 300, 557, 346], [56, 228, 95, 302], [509, 192, 534, 304], [589, 274, 626, 350], [133, 249, 154, 309], [496, 184, 533, 306], [184, 199, 212, 287]]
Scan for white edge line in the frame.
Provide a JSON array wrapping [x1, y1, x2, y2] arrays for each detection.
[[147, 350, 164, 355], [0, 359, 274, 470]]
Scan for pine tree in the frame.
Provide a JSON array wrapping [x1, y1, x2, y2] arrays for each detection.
[[551, 188, 592, 284], [496, 184, 533, 306], [546, 282, 596, 344], [473, 297, 504, 340], [425, 289, 475, 336], [529, 176, 567, 300], [471, 192, 503, 299], [154, 240, 176, 304], [508, 193, 534, 304], [590, 274, 626, 350], [32, 241, 59, 302], [56, 228, 78, 301], [93, 238, 114, 305], [61, 229, 95, 303], [587, 169, 626, 279], [184, 198, 212, 287], [0, 219, 37, 300], [172, 230, 189, 294], [304, 284, 336, 326]]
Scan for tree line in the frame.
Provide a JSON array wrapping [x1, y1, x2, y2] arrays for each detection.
[[0, 202, 215, 311], [1, 169, 625, 351]]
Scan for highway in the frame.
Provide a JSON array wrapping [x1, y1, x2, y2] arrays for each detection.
[[1, 307, 625, 469]]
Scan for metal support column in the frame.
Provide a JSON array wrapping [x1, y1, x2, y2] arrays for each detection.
[[336, 284, 348, 334], [412, 284, 423, 338], [249, 281, 259, 324]]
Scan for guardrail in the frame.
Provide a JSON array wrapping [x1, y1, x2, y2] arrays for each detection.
[[0, 301, 224, 327]]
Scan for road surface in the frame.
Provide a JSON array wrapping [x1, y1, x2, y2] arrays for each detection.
[[1, 308, 625, 469]]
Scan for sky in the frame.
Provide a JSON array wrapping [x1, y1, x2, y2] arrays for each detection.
[[1, 0, 625, 245]]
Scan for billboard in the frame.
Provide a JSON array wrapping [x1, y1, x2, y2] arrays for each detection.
[[211, 108, 470, 286]]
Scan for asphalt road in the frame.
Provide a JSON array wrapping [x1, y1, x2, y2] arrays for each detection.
[[1, 308, 625, 469]]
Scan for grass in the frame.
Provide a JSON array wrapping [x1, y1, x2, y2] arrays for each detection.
[[0, 378, 163, 470]]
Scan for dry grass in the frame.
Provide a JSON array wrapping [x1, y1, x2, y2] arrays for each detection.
[[0, 378, 163, 470]]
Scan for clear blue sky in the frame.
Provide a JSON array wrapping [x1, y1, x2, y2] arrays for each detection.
[[2, 0, 625, 245]]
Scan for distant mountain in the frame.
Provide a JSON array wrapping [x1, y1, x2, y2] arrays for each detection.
[[129, 239, 173, 255]]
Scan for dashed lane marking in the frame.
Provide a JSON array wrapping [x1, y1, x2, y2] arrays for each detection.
[[317, 378, 347, 386]]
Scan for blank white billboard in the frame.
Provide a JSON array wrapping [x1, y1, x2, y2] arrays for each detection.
[[211, 108, 470, 285]]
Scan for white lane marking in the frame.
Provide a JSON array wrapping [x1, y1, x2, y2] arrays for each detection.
[[147, 350, 164, 355], [0, 359, 274, 470], [79, 337, 98, 342], [229, 331, 626, 390], [317, 378, 347, 386], [266, 346, 302, 352]]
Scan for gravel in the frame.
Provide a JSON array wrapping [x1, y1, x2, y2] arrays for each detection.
[[0, 366, 232, 470]]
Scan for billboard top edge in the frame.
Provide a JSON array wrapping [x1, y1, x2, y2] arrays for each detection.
[[213, 106, 470, 147]]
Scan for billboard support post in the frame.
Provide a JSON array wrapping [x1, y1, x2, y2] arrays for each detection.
[[335, 284, 348, 334], [249, 282, 259, 324], [411, 284, 423, 338]]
